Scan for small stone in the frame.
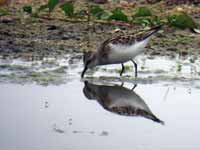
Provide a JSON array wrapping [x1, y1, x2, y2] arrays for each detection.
[[47, 25, 58, 30], [181, 51, 188, 56], [176, 7, 184, 12], [120, 1, 135, 7], [0, 16, 17, 24], [120, 1, 129, 7]]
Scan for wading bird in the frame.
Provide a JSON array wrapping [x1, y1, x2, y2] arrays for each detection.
[[81, 25, 162, 78]]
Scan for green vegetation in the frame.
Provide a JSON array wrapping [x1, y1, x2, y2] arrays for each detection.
[[38, 4, 49, 12], [135, 7, 152, 17], [48, 0, 59, 13], [34, 0, 75, 17], [0, 8, 9, 16], [90, 5, 105, 19], [60, 2, 74, 17], [124, 65, 133, 71], [167, 12, 197, 29], [38, 0, 59, 14], [18, 1, 198, 31], [109, 8, 128, 22], [176, 63, 182, 72], [0, 65, 66, 85], [23, 5, 32, 14], [134, 17, 161, 26]]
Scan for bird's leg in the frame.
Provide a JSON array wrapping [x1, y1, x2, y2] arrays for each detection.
[[120, 82, 124, 87], [131, 60, 137, 78], [81, 66, 88, 78], [131, 84, 137, 91], [120, 63, 125, 76], [81, 59, 91, 78]]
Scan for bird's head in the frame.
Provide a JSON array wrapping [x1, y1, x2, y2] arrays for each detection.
[[81, 51, 97, 78]]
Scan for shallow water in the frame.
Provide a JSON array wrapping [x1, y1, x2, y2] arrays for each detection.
[[1, 80, 200, 150], [1, 55, 200, 149]]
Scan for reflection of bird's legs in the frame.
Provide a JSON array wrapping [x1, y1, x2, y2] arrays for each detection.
[[120, 82, 124, 87], [131, 84, 137, 91]]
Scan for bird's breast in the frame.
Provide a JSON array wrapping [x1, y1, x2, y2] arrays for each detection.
[[108, 39, 149, 63]]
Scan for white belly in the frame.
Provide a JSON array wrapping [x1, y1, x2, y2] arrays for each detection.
[[108, 39, 149, 63]]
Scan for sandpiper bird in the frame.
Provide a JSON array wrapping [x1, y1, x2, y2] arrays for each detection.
[[83, 81, 164, 124], [81, 25, 162, 78]]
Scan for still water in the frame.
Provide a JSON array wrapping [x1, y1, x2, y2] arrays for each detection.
[[1, 55, 200, 149], [1, 80, 200, 150]]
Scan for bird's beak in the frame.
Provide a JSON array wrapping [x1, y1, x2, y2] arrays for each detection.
[[81, 66, 88, 78]]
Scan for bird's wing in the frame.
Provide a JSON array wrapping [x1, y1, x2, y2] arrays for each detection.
[[101, 34, 137, 47], [101, 25, 162, 47], [98, 25, 162, 57]]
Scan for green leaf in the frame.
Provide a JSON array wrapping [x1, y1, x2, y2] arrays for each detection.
[[0, 8, 9, 16], [109, 8, 128, 22], [135, 7, 152, 17], [38, 4, 48, 12], [76, 9, 87, 17], [133, 16, 162, 26], [90, 5, 105, 19], [100, 11, 111, 20], [48, 0, 59, 12], [23, 5, 32, 14], [37, 0, 59, 14], [151, 16, 161, 25], [133, 17, 151, 26], [60, 2, 74, 16], [32, 12, 39, 18], [167, 12, 197, 29]]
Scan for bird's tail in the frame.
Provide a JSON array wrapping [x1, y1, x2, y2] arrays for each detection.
[[143, 25, 163, 40]]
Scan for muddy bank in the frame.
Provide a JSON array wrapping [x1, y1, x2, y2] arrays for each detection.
[[0, 17, 200, 58], [0, 0, 200, 58]]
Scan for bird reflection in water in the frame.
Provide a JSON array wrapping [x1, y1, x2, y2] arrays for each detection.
[[83, 81, 164, 125]]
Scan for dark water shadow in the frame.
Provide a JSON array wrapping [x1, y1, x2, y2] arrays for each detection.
[[83, 80, 164, 125]]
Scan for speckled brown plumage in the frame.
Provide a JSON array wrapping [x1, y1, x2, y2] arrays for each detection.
[[100, 27, 159, 47]]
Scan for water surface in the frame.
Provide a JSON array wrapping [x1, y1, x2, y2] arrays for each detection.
[[1, 55, 200, 149], [1, 79, 200, 149]]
